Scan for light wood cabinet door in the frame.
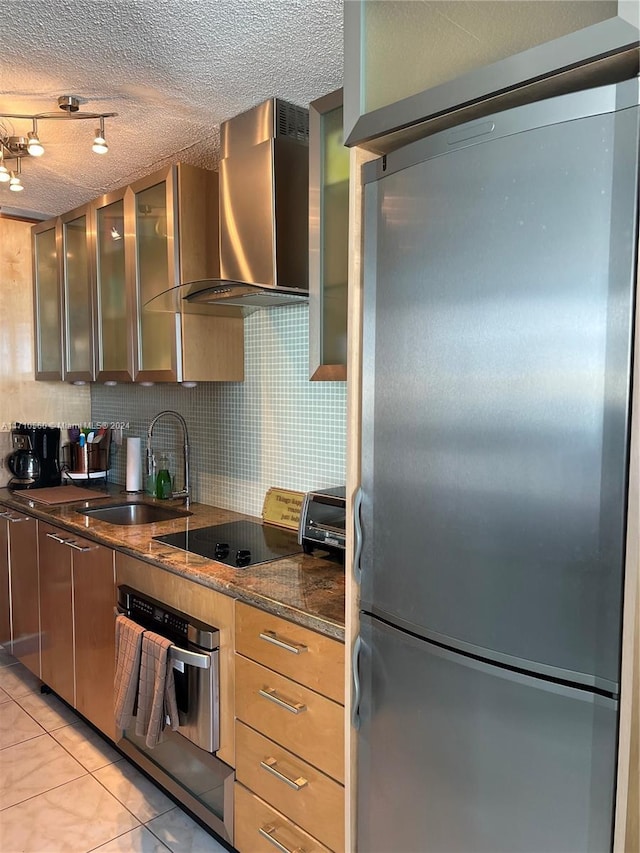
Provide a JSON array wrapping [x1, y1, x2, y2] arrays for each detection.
[[0, 511, 10, 646], [8, 513, 40, 675], [32, 219, 63, 380], [235, 602, 344, 704], [235, 655, 344, 784], [235, 782, 331, 853], [38, 523, 74, 704], [73, 538, 115, 739], [236, 722, 344, 852]]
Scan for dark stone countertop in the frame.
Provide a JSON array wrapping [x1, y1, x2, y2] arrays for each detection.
[[0, 485, 345, 641]]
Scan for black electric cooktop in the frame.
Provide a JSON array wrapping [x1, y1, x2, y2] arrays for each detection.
[[153, 520, 302, 568]]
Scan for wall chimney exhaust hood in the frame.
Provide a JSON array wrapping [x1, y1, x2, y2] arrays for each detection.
[[146, 98, 310, 316]]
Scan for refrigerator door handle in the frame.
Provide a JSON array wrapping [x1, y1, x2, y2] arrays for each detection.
[[351, 634, 362, 730], [353, 486, 363, 584]]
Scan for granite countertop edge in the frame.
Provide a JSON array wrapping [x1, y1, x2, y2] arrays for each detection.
[[0, 487, 345, 642]]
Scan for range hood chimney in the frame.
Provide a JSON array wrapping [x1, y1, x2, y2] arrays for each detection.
[[147, 98, 309, 315]]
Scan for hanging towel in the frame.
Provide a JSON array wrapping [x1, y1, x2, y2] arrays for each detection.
[[135, 630, 180, 748], [114, 615, 145, 731]]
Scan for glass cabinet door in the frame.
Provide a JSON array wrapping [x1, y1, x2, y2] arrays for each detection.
[[61, 206, 95, 381], [32, 219, 63, 380], [94, 189, 134, 381], [129, 168, 179, 381], [309, 89, 349, 380]]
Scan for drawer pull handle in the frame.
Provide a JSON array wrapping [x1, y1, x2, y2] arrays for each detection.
[[65, 540, 94, 552], [258, 823, 305, 853], [258, 687, 306, 715], [46, 532, 72, 543], [4, 514, 28, 523], [259, 630, 308, 655], [260, 756, 308, 790]]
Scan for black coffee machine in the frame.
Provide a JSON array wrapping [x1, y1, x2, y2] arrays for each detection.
[[7, 425, 61, 489]]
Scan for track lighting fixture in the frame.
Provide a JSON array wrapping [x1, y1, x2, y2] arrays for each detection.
[[0, 95, 117, 195]]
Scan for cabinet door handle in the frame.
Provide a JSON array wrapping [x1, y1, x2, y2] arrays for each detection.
[[65, 540, 94, 552], [258, 687, 306, 714], [259, 630, 307, 655], [260, 756, 308, 790], [46, 532, 71, 543], [258, 823, 305, 853]]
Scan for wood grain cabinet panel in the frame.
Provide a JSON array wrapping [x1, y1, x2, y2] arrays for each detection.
[[8, 512, 40, 676], [236, 602, 344, 704], [73, 538, 116, 739], [38, 522, 74, 704], [235, 655, 344, 785], [236, 721, 345, 852], [234, 782, 331, 853], [0, 509, 11, 646]]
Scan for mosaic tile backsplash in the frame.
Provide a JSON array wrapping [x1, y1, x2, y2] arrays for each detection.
[[90, 305, 347, 518]]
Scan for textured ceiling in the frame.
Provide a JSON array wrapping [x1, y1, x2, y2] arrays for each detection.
[[0, 0, 343, 218]]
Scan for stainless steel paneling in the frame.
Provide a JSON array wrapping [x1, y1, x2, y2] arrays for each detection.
[[360, 87, 639, 688], [357, 614, 618, 853]]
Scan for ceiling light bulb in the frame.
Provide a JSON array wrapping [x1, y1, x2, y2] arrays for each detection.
[[27, 131, 44, 157], [9, 172, 23, 192], [0, 163, 10, 183], [92, 118, 108, 154]]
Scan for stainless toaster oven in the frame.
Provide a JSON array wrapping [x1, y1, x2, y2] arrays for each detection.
[[299, 486, 346, 555]]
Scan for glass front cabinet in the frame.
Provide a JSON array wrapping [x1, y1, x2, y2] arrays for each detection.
[[60, 205, 95, 382], [93, 188, 135, 382], [309, 88, 349, 381], [32, 219, 63, 381]]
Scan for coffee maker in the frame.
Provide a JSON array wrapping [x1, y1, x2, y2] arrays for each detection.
[[6, 425, 61, 489]]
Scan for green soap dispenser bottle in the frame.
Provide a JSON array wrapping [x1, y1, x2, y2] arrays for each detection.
[[155, 453, 172, 500]]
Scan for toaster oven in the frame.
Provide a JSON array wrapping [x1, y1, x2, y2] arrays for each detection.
[[299, 486, 346, 555]]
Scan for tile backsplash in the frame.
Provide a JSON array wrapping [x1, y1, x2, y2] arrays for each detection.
[[90, 305, 347, 517]]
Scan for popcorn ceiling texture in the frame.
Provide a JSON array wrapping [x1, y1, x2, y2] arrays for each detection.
[[90, 305, 347, 518], [1, 0, 343, 218]]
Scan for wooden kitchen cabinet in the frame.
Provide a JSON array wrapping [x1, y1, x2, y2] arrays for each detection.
[[234, 601, 345, 852], [32, 218, 63, 380], [7, 511, 40, 675], [344, 1, 639, 149], [73, 538, 116, 739], [0, 508, 11, 646], [309, 89, 349, 381], [60, 204, 95, 382], [38, 522, 74, 704]]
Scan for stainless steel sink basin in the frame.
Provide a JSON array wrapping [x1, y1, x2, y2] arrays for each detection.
[[77, 501, 192, 526]]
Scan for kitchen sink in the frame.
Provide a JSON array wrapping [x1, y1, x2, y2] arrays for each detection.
[[77, 501, 192, 526]]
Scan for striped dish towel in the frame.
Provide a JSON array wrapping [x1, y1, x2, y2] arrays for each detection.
[[135, 630, 180, 748], [114, 615, 144, 731]]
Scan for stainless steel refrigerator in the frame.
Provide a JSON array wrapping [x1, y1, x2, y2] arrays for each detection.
[[354, 79, 639, 853]]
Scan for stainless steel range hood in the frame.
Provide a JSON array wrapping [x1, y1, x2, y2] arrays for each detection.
[[147, 98, 309, 316]]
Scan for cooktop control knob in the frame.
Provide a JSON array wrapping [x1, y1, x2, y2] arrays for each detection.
[[236, 549, 251, 567], [215, 542, 229, 559]]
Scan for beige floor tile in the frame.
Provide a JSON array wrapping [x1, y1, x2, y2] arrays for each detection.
[[17, 689, 80, 731], [94, 759, 175, 823], [146, 808, 229, 852], [51, 719, 121, 772], [0, 698, 45, 748], [0, 732, 86, 809], [92, 825, 171, 852], [0, 774, 140, 852], [0, 661, 42, 698], [0, 646, 17, 667], [0, 685, 10, 703]]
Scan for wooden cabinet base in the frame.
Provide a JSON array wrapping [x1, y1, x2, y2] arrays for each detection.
[[234, 783, 331, 853]]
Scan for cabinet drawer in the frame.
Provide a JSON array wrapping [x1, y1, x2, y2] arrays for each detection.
[[236, 602, 344, 704], [236, 655, 344, 784], [235, 782, 331, 853], [236, 722, 344, 852]]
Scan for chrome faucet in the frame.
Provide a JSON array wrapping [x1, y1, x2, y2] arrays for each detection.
[[147, 411, 191, 507]]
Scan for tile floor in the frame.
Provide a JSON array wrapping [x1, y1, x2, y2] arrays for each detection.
[[0, 647, 230, 853]]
